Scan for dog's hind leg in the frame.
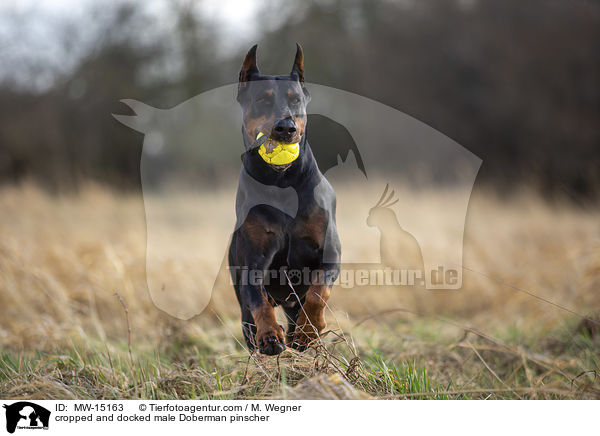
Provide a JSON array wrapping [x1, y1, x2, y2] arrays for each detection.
[[282, 302, 301, 345], [241, 305, 258, 351]]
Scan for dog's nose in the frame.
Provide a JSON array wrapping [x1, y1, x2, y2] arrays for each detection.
[[272, 119, 297, 140]]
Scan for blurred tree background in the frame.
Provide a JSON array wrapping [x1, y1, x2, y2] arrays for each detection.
[[0, 0, 598, 201]]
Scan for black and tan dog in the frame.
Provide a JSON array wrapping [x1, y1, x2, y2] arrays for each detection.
[[229, 44, 341, 355]]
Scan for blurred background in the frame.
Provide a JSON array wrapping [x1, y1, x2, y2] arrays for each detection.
[[0, 0, 599, 201], [1, 0, 600, 400]]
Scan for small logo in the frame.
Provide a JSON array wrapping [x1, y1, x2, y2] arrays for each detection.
[[3, 402, 50, 434]]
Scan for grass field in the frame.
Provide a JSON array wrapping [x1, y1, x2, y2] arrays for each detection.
[[0, 183, 599, 399]]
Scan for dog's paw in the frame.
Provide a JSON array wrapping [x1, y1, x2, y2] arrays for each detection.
[[288, 338, 309, 352], [255, 325, 286, 356], [289, 323, 322, 352]]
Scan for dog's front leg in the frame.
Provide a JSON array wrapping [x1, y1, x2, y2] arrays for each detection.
[[240, 266, 286, 355], [291, 280, 331, 350], [248, 293, 285, 356], [237, 214, 286, 355]]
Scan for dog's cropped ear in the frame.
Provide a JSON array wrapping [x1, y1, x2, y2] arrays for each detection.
[[291, 43, 310, 101], [291, 43, 305, 83], [238, 44, 259, 99]]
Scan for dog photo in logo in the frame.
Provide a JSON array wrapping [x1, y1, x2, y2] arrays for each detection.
[[3, 402, 50, 433]]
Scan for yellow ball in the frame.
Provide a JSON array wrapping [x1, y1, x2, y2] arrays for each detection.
[[256, 132, 300, 165]]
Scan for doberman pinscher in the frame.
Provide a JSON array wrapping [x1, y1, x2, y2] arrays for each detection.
[[229, 44, 341, 355]]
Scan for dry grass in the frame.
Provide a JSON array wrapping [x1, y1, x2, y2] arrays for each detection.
[[0, 182, 599, 399]]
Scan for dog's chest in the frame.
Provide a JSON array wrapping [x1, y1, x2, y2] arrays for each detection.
[[277, 205, 328, 268]]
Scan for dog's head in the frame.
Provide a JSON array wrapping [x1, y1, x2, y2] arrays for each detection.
[[237, 44, 311, 171]]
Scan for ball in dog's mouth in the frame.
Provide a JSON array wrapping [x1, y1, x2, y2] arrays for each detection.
[[255, 132, 300, 167]]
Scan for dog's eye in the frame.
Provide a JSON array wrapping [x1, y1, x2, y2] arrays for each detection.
[[290, 96, 301, 105], [256, 96, 273, 106]]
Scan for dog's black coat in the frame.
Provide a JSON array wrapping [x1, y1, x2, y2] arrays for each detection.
[[228, 44, 341, 355]]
